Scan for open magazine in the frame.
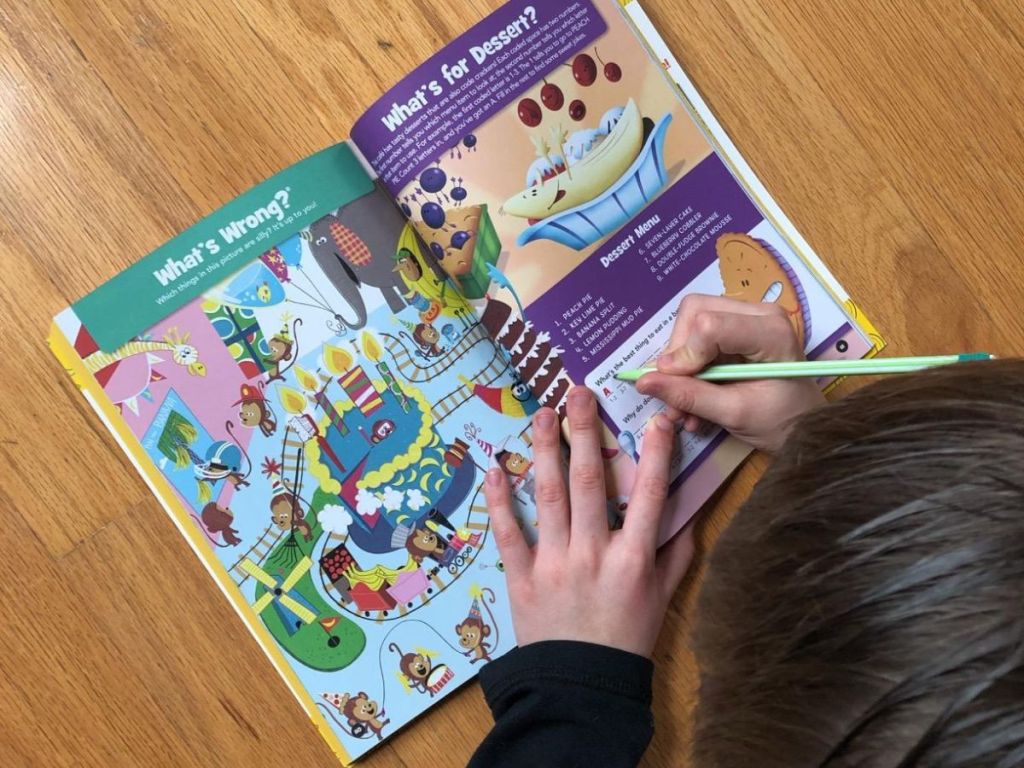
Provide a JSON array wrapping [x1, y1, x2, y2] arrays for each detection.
[[49, 0, 883, 763]]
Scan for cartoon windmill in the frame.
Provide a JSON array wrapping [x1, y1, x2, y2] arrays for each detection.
[[239, 556, 318, 634]]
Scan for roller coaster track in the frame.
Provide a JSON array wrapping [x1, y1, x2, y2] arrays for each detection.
[[229, 524, 285, 585], [431, 347, 510, 424], [279, 426, 306, 495], [381, 323, 494, 383]]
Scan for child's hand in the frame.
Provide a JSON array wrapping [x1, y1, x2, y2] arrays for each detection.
[[484, 387, 694, 658], [636, 294, 825, 454]]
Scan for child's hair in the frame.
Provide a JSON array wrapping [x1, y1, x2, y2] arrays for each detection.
[[692, 359, 1024, 767]]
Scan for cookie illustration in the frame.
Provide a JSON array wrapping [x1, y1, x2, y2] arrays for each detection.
[[715, 233, 810, 347]]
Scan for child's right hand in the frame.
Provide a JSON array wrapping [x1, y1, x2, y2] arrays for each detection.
[[636, 294, 825, 454]]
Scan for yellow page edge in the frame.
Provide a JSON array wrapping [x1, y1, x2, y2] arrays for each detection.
[[620, 0, 886, 358], [48, 317, 354, 767]]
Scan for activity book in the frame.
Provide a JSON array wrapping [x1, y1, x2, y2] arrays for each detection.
[[49, 0, 883, 762]]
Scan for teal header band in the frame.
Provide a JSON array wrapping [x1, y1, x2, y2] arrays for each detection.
[[73, 142, 374, 351]]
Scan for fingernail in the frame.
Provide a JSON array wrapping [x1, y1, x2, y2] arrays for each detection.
[[654, 413, 673, 432], [535, 409, 555, 429], [486, 468, 502, 486], [568, 386, 590, 404]]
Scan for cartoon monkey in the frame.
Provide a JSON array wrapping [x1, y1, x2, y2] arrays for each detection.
[[233, 382, 277, 437], [357, 418, 395, 446], [338, 692, 389, 740], [496, 449, 530, 475], [194, 419, 253, 491], [199, 501, 241, 546], [373, 419, 395, 442], [389, 643, 439, 696], [496, 449, 536, 501], [270, 490, 312, 542], [223, 420, 252, 487], [265, 317, 302, 383], [455, 587, 499, 664], [404, 526, 447, 564], [360, 418, 395, 445], [411, 322, 444, 358]]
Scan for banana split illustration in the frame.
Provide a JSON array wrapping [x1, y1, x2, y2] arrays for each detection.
[[501, 99, 645, 221]]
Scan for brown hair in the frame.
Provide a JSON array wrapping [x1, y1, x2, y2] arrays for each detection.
[[693, 359, 1024, 767]]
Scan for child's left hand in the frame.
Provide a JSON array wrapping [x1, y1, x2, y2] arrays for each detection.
[[483, 386, 695, 658]]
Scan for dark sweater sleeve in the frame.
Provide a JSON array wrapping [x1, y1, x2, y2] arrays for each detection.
[[467, 640, 654, 768]]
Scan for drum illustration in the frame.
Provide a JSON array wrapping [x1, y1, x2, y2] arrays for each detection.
[[427, 663, 455, 696]]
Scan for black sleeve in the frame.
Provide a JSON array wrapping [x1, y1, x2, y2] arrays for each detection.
[[467, 640, 654, 768]]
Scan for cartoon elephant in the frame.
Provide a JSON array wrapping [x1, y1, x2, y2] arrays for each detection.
[[307, 191, 412, 331]]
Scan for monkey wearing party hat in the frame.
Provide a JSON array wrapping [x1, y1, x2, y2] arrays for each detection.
[[455, 586, 499, 664]]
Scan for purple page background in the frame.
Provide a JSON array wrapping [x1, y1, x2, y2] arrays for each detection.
[[352, 0, 606, 194], [527, 154, 763, 377]]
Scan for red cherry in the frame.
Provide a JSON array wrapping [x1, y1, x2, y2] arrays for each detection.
[[571, 54, 597, 86], [540, 81, 564, 110], [604, 62, 622, 82], [568, 99, 586, 121], [518, 98, 542, 127]]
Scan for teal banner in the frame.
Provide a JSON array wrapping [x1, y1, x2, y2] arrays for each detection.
[[74, 142, 375, 351]]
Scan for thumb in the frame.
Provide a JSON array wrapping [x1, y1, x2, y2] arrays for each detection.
[[637, 372, 741, 430]]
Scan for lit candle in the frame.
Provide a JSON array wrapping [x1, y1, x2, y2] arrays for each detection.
[[339, 366, 385, 416], [323, 343, 355, 377], [324, 341, 386, 417], [278, 383, 347, 472], [378, 359, 410, 413], [361, 331, 411, 412], [296, 364, 350, 436], [313, 389, 350, 436]]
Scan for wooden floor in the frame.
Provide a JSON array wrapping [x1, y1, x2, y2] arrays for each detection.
[[2, 1, 1022, 765]]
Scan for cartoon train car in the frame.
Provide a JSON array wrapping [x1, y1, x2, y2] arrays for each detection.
[[320, 542, 358, 604], [394, 509, 481, 572], [350, 583, 398, 613], [386, 568, 431, 604], [320, 541, 420, 614], [448, 529, 482, 553]]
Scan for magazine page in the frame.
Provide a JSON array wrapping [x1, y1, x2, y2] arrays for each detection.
[[51, 142, 538, 764], [351, 0, 882, 539]]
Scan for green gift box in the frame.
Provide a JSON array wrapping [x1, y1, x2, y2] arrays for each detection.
[[459, 204, 501, 300]]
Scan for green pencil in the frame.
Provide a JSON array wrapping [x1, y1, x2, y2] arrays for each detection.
[[613, 353, 994, 383]]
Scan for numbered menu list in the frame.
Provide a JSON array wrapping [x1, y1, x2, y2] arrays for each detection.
[[552, 293, 645, 367], [528, 153, 762, 389]]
